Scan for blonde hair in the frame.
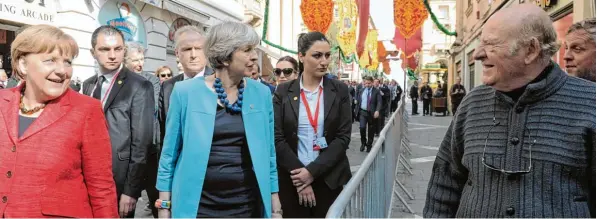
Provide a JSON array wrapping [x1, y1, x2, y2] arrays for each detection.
[[11, 24, 79, 80], [155, 66, 172, 77]]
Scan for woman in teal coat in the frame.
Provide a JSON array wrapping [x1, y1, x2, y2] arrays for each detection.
[[156, 21, 282, 218]]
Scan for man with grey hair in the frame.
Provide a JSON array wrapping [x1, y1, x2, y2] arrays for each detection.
[[159, 25, 213, 139], [424, 4, 595, 218], [564, 17, 596, 82], [123, 41, 161, 217], [157, 24, 214, 215]]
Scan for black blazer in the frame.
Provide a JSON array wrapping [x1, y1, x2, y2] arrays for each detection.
[[273, 77, 352, 190], [356, 86, 383, 113], [158, 67, 213, 144], [379, 85, 391, 113], [82, 67, 154, 199]]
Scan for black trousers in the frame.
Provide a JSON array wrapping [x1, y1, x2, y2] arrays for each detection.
[[390, 98, 399, 113], [422, 99, 431, 115], [359, 110, 376, 147], [451, 99, 462, 115], [144, 151, 160, 218], [278, 172, 342, 218], [377, 113, 386, 135], [411, 97, 418, 114]]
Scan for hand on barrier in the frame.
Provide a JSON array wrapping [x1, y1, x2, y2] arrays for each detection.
[[297, 185, 316, 208]]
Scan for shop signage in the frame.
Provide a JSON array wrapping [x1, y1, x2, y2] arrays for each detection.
[[167, 17, 191, 53], [98, 0, 147, 48], [0, 0, 56, 25], [534, 0, 557, 9], [424, 63, 441, 69]]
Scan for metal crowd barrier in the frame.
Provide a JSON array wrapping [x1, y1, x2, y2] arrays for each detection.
[[326, 96, 415, 218]]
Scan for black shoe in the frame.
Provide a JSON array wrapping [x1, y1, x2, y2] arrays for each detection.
[[366, 146, 372, 152], [360, 144, 365, 152]]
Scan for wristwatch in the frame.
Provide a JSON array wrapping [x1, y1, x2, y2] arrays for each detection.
[[154, 199, 171, 209]]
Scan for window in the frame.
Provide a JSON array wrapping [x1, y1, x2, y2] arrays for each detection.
[[439, 5, 449, 19], [468, 64, 475, 90]]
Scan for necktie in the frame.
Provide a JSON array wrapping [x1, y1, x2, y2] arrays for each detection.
[[367, 88, 372, 111], [92, 76, 105, 100]]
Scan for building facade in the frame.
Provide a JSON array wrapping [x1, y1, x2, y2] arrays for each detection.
[[0, 0, 245, 81], [419, 0, 457, 89], [449, 0, 596, 93]]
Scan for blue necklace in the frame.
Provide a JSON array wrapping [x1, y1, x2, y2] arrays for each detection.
[[213, 77, 244, 113]]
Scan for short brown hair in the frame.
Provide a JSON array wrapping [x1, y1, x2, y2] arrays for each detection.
[[11, 25, 79, 80], [155, 66, 172, 77]]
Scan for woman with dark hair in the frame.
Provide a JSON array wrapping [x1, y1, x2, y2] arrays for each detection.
[[274, 56, 299, 84], [273, 32, 352, 218]]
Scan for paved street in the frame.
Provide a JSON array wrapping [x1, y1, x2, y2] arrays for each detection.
[[391, 99, 453, 218]]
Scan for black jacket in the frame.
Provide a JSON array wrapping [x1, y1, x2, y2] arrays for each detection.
[[356, 86, 383, 113], [409, 85, 419, 99], [82, 67, 154, 199], [378, 85, 391, 113], [421, 85, 433, 100], [273, 77, 352, 190]]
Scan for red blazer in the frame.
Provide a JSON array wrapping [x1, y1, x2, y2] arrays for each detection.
[[0, 85, 118, 218]]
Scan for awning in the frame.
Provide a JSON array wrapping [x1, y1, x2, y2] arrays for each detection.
[[162, 0, 243, 25], [257, 45, 282, 60], [256, 45, 281, 77]]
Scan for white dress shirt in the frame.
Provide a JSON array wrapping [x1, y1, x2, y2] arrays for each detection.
[[183, 68, 206, 80]]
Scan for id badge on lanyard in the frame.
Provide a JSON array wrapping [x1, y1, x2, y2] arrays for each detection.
[[300, 88, 327, 151]]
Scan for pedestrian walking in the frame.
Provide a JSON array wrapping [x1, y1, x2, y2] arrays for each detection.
[[156, 21, 281, 218], [424, 4, 595, 218], [124, 41, 162, 217], [356, 76, 382, 152], [420, 82, 432, 116], [82, 25, 155, 218], [273, 31, 352, 218], [0, 24, 118, 218], [449, 77, 466, 115], [409, 81, 419, 115]]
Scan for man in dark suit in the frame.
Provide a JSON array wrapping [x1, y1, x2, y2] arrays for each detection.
[[82, 26, 154, 218], [124, 41, 162, 217], [375, 78, 391, 136], [356, 76, 382, 152], [409, 81, 419, 115]]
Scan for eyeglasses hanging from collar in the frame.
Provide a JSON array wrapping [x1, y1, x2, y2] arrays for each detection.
[[481, 101, 540, 175]]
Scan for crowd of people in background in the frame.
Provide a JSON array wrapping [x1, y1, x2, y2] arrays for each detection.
[[0, 3, 594, 218]]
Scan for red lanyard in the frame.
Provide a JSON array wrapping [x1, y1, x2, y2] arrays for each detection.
[[300, 87, 323, 135], [98, 71, 120, 105]]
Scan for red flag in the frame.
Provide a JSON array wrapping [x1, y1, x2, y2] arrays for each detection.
[[355, 0, 370, 56], [393, 27, 422, 70]]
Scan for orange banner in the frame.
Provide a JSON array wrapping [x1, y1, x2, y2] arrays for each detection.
[[300, 0, 334, 34], [394, 0, 428, 39]]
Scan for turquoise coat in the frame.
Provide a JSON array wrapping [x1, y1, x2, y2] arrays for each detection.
[[156, 77, 279, 218]]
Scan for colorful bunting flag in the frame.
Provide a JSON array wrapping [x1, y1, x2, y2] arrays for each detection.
[[300, 0, 334, 33]]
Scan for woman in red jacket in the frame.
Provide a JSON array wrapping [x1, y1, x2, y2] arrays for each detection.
[[0, 25, 118, 218]]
